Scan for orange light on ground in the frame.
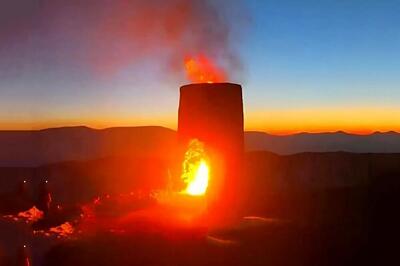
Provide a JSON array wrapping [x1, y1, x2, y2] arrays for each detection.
[[184, 55, 226, 83], [181, 139, 209, 196]]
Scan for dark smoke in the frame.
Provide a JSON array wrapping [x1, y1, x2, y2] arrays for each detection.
[[0, 0, 246, 80]]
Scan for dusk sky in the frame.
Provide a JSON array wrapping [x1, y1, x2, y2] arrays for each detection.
[[1, 0, 399, 134]]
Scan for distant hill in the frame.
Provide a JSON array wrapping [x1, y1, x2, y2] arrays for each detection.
[[1, 126, 400, 167], [245, 131, 400, 154], [0, 126, 177, 167]]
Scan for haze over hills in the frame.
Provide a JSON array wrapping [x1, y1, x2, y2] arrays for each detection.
[[245, 131, 400, 154], [0, 126, 400, 167]]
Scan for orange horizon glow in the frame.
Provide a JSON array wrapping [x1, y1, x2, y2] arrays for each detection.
[[245, 106, 400, 135], [1, 123, 399, 136], [1, 107, 400, 136]]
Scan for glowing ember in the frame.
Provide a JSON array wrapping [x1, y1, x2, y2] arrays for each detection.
[[34, 222, 75, 238], [181, 139, 209, 196], [17, 206, 44, 222], [3, 206, 44, 223], [184, 55, 226, 83], [49, 222, 74, 237]]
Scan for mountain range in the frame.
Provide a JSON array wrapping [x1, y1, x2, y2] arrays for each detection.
[[0, 126, 399, 167], [245, 130, 400, 154]]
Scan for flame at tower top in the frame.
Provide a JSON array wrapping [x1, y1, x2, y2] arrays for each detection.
[[184, 55, 227, 84]]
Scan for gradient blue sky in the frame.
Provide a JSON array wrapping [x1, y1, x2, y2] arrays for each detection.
[[1, 0, 399, 133]]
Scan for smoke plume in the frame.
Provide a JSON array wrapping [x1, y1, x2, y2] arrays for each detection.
[[0, 0, 246, 81]]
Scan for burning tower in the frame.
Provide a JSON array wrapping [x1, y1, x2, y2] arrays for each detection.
[[178, 83, 244, 218]]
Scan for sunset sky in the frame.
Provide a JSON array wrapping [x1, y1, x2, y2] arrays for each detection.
[[1, 0, 399, 134]]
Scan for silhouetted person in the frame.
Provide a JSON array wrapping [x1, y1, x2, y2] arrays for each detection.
[[16, 244, 31, 266], [0, 180, 32, 214], [37, 180, 52, 215], [33, 179, 81, 230], [17, 180, 31, 202]]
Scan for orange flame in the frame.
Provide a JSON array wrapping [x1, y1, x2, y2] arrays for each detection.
[[184, 55, 226, 83], [181, 139, 209, 196]]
